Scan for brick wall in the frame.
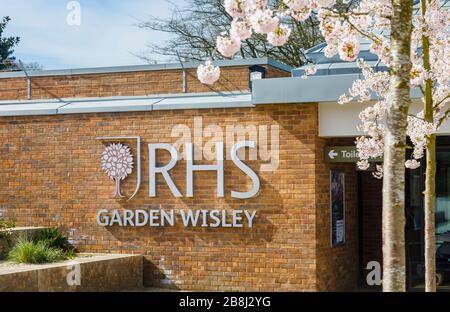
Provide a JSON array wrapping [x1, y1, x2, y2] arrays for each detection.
[[0, 104, 319, 291], [0, 60, 364, 290], [0, 64, 288, 101]]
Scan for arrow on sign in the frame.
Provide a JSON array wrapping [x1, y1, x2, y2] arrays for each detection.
[[328, 150, 338, 159]]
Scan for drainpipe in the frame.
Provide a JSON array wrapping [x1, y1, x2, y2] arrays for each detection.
[[27, 77, 31, 100], [176, 51, 187, 93], [16, 60, 32, 100]]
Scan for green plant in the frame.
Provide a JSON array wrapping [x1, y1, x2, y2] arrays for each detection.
[[33, 227, 70, 251], [33, 227, 77, 260], [0, 218, 15, 230], [7, 238, 66, 264], [65, 248, 76, 259]]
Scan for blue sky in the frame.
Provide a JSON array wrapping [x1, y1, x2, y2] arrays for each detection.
[[2, 0, 185, 69]]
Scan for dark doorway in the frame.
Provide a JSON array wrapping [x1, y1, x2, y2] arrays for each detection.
[[406, 145, 450, 290], [358, 170, 383, 289], [357, 142, 450, 291]]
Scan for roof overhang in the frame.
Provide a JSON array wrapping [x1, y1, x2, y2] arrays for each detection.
[[252, 74, 422, 104], [0, 92, 253, 117]]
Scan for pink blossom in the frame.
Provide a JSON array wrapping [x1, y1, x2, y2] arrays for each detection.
[[320, 20, 340, 41], [250, 9, 279, 34], [338, 21, 356, 38], [355, 136, 384, 160], [231, 19, 252, 40], [291, 7, 312, 22], [357, 160, 370, 170], [410, 65, 426, 86], [283, 0, 308, 11], [197, 60, 221, 85], [380, 46, 391, 66], [423, 4, 448, 38], [245, 0, 268, 13], [407, 113, 436, 162], [370, 40, 391, 65], [373, 16, 390, 30], [405, 159, 421, 169], [349, 79, 371, 102], [324, 43, 338, 57], [348, 14, 373, 31], [301, 65, 317, 79], [267, 24, 291, 46], [338, 94, 351, 105], [314, 0, 336, 8], [224, 0, 246, 19], [216, 35, 241, 58], [369, 39, 383, 56], [338, 37, 360, 62]]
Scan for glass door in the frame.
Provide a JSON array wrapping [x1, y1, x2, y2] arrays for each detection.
[[405, 159, 425, 288], [406, 146, 450, 290], [435, 149, 450, 288]]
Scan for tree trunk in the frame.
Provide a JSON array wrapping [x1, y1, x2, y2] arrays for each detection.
[[421, 0, 436, 293], [424, 136, 436, 292], [114, 178, 124, 198], [382, 0, 413, 292]]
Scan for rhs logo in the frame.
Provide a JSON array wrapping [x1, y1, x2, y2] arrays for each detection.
[[101, 143, 134, 198]]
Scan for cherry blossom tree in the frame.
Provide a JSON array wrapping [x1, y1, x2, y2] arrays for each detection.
[[339, 0, 449, 291], [101, 143, 134, 198], [196, 0, 449, 292]]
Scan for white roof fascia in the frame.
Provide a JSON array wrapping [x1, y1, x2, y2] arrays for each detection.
[[57, 98, 160, 114], [0, 102, 62, 116], [153, 93, 253, 110]]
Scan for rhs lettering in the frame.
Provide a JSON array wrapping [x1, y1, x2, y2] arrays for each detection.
[[149, 141, 260, 199]]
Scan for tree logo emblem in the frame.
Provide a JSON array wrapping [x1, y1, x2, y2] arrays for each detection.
[[101, 143, 134, 198]]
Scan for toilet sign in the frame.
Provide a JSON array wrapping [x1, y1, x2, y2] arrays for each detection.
[[325, 146, 382, 163]]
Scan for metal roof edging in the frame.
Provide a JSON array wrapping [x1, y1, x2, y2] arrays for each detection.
[[0, 93, 254, 117]]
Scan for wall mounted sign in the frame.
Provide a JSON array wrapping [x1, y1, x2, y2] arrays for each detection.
[[96, 137, 261, 228], [330, 170, 345, 247], [325, 146, 382, 163]]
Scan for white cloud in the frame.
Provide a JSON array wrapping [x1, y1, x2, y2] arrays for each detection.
[[2, 0, 183, 69]]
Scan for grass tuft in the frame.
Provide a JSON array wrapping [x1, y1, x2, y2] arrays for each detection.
[[7, 238, 66, 264]]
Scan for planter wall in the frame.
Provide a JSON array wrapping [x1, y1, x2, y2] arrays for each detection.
[[0, 254, 143, 292]]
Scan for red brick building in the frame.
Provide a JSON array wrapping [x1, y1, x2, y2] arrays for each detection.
[[0, 55, 448, 291]]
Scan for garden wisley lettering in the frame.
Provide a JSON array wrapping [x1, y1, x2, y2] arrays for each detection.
[[97, 209, 257, 228]]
